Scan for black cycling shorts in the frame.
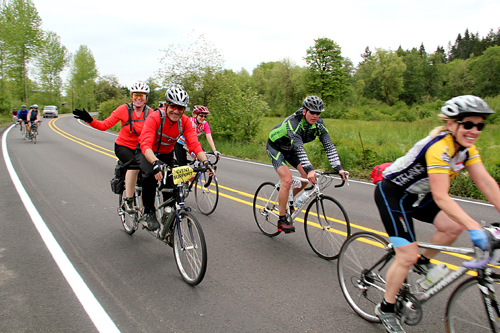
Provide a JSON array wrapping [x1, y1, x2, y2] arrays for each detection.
[[374, 179, 441, 247], [114, 143, 140, 170], [266, 140, 301, 171]]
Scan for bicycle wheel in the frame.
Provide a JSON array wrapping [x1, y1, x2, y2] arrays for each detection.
[[194, 171, 219, 215], [118, 192, 137, 235], [173, 211, 207, 286], [446, 276, 500, 332], [253, 182, 281, 237], [32, 131, 37, 144], [337, 232, 392, 322], [304, 195, 350, 260]]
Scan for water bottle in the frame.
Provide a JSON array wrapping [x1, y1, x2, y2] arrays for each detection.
[[418, 263, 450, 289], [294, 191, 309, 209]]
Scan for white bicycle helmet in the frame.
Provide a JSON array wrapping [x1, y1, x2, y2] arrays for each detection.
[[165, 87, 189, 107], [130, 82, 150, 94], [303, 96, 325, 112], [32, 104, 39, 109], [441, 95, 495, 119]]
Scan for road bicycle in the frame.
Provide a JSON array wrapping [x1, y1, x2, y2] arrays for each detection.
[[253, 171, 350, 260], [337, 227, 500, 332], [117, 163, 209, 286], [26, 120, 40, 144], [179, 152, 220, 215]]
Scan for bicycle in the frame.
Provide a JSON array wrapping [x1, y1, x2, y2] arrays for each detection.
[[117, 163, 209, 286], [337, 227, 500, 332], [179, 152, 220, 215], [253, 171, 350, 260], [27, 120, 40, 144]]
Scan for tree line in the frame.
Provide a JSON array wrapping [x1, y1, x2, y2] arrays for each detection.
[[2, 0, 500, 142]]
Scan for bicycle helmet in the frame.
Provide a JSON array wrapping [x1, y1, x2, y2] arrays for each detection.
[[21, 105, 26, 109], [303, 96, 325, 112], [441, 95, 495, 119], [193, 105, 210, 114], [130, 82, 150, 94], [165, 87, 189, 107], [32, 104, 38, 109]]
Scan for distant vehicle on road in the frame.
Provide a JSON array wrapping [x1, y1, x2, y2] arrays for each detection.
[[43, 105, 58, 118]]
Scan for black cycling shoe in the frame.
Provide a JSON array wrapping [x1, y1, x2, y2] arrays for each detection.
[[122, 198, 136, 214], [277, 217, 295, 233], [146, 212, 160, 231]]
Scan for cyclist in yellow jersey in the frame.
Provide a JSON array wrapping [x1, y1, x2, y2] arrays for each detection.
[[373, 95, 500, 333]]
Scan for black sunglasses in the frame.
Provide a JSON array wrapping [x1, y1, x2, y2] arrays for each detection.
[[308, 110, 321, 116], [456, 120, 485, 131]]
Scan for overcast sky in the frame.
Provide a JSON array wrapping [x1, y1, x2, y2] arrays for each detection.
[[34, 0, 500, 88]]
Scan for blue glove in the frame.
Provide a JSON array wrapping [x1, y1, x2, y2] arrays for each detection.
[[469, 229, 488, 250]]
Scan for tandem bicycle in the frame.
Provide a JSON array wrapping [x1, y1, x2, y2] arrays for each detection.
[[117, 163, 211, 286]]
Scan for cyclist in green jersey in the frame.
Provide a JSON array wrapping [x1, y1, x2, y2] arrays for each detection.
[[267, 96, 347, 233]]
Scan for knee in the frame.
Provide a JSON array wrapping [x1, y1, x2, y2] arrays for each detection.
[[395, 250, 419, 268]]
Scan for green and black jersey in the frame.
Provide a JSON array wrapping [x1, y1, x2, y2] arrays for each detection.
[[268, 108, 342, 174]]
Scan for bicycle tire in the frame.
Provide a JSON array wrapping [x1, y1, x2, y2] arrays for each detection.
[[253, 182, 281, 237], [173, 211, 207, 286], [194, 170, 219, 215], [118, 192, 138, 235], [337, 232, 392, 323], [446, 276, 500, 332], [304, 195, 350, 260]]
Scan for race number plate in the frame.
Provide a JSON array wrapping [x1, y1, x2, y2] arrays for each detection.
[[172, 166, 194, 185]]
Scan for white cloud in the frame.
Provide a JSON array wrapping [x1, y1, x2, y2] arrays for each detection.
[[34, 0, 500, 88]]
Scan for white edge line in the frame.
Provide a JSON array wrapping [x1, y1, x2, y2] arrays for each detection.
[[2, 124, 120, 333], [221, 156, 493, 207]]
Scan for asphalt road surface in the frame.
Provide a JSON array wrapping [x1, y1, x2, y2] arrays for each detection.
[[1, 115, 498, 332]]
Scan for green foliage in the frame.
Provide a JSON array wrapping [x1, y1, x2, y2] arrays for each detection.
[[372, 48, 406, 105], [35, 31, 68, 106], [304, 37, 348, 103], [210, 81, 268, 141], [97, 96, 130, 120], [469, 46, 500, 97], [68, 45, 98, 110]]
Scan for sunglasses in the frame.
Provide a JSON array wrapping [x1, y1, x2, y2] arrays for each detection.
[[197, 114, 207, 118], [132, 93, 147, 99], [456, 120, 485, 131], [308, 110, 321, 116], [168, 104, 186, 112]]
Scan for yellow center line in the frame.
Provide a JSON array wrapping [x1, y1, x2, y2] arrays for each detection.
[[49, 116, 489, 273]]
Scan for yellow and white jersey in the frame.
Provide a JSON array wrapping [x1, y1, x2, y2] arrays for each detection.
[[383, 131, 481, 194]]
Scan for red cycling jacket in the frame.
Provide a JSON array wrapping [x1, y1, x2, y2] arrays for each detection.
[[139, 109, 202, 156], [88, 104, 147, 150]]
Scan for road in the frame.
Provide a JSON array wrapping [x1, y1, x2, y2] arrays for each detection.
[[1, 115, 498, 332]]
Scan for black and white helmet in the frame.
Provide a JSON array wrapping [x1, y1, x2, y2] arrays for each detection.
[[441, 95, 495, 119], [165, 87, 189, 107], [303, 96, 325, 112], [130, 82, 150, 94]]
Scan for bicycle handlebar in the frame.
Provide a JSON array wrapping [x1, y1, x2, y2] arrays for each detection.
[[315, 170, 349, 188]]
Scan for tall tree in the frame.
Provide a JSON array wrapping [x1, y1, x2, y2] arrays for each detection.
[[371, 48, 406, 105], [469, 46, 500, 97], [36, 31, 68, 105], [304, 37, 348, 102], [157, 32, 225, 106], [2, 0, 44, 103], [67, 45, 98, 110]]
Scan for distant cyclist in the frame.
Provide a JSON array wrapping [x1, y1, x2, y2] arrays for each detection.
[[174, 105, 220, 166], [136, 87, 210, 231], [17, 105, 29, 131], [373, 95, 500, 333], [27, 104, 40, 134], [267, 96, 347, 233], [12, 108, 18, 124], [73, 82, 152, 213]]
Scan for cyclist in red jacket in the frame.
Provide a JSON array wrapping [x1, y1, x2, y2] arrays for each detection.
[[73, 82, 151, 213], [137, 87, 210, 231]]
